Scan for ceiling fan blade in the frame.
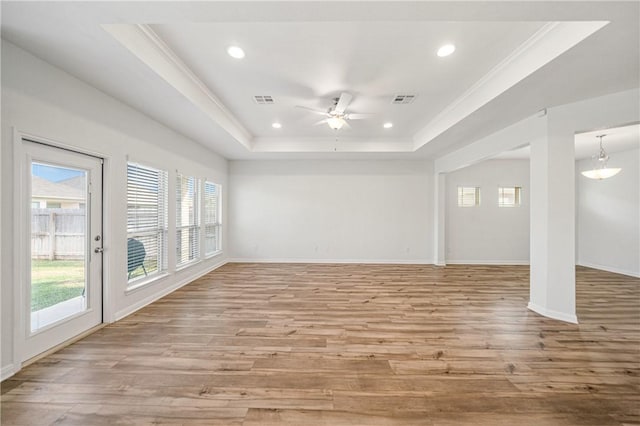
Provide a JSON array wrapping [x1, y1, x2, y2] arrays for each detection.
[[333, 92, 353, 114], [313, 119, 328, 126], [295, 105, 330, 116], [345, 113, 372, 120]]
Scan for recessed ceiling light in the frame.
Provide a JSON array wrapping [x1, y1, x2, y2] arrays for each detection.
[[437, 44, 456, 57], [227, 46, 245, 59], [272, 122, 282, 129], [383, 122, 393, 129]]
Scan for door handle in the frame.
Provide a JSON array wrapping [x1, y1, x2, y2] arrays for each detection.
[[94, 247, 104, 254]]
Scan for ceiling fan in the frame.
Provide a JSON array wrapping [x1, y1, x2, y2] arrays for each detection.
[[296, 92, 370, 130]]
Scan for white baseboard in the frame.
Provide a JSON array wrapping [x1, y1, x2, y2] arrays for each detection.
[[446, 260, 530, 265], [1, 364, 15, 381], [228, 258, 532, 266], [113, 259, 228, 321], [227, 258, 433, 265], [528, 302, 578, 324], [577, 261, 640, 278]]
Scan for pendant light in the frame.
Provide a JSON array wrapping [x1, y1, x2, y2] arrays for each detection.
[[581, 134, 621, 180]]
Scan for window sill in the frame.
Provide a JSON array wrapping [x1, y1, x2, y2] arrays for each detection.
[[176, 259, 202, 272], [205, 250, 223, 260], [126, 272, 170, 295]]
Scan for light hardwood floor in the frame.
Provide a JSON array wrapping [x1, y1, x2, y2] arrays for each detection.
[[2, 264, 639, 425]]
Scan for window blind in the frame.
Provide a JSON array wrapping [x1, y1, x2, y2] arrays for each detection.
[[499, 186, 521, 207], [176, 174, 200, 266], [127, 163, 168, 284], [458, 186, 480, 207], [204, 181, 221, 256]]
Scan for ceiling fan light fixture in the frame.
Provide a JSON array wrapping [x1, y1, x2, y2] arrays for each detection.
[[383, 122, 393, 129], [437, 44, 456, 57], [327, 116, 345, 130], [581, 134, 622, 180], [227, 46, 245, 59]]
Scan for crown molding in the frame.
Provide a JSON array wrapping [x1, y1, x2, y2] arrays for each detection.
[[103, 23, 253, 150], [251, 137, 415, 153], [413, 20, 609, 151]]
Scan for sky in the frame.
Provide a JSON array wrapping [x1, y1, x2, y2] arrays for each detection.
[[32, 163, 84, 182]]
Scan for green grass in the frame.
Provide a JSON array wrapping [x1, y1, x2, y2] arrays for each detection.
[[128, 258, 158, 281], [31, 260, 85, 311]]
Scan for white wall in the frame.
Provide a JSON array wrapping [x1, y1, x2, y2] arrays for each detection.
[[1, 41, 229, 377], [576, 148, 640, 277], [229, 160, 433, 263], [432, 113, 547, 265], [445, 159, 530, 264]]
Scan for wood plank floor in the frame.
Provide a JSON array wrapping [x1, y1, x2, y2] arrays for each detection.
[[2, 264, 639, 425]]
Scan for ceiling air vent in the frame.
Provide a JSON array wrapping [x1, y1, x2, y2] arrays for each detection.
[[392, 94, 416, 104], [253, 95, 275, 105]]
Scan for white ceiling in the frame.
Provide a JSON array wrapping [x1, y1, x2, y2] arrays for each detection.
[[152, 21, 544, 139], [1, 2, 639, 160]]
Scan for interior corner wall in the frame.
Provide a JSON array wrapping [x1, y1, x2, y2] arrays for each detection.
[[228, 160, 433, 263], [576, 148, 640, 277], [445, 159, 530, 264], [1, 40, 229, 376]]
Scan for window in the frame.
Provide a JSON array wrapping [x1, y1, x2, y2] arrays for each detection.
[[176, 173, 200, 267], [46, 202, 61, 209], [499, 186, 522, 207], [127, 162, 168, 284], [203, 181, 221, 256], [457, 186, 480, 207]]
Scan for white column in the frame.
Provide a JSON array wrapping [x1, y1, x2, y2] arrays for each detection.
[[434, 172, 446, 266], [529, 116, 577, 323]]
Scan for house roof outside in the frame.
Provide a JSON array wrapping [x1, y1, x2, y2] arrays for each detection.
[[31, 175, 85, 201], [58, 175, 86, 191]]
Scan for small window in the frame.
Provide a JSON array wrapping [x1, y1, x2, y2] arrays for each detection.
[[46, 202, 61, 209], [458, 187, 480, 207], [31, 201, 40, 209], [498, 186, 522, 207]]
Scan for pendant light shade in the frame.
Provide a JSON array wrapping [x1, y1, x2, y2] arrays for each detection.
[[581, 167, 622, 180], [581, 134, 621, 180]]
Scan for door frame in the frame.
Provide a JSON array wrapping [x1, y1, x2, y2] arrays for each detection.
[[12, 129, 113, 370]]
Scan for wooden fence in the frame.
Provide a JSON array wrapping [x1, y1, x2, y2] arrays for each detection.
[[31, 209, 85, 260]]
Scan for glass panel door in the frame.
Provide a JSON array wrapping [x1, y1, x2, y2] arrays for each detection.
[[30, 163, 88, 332], [21, 140, 103, 361]]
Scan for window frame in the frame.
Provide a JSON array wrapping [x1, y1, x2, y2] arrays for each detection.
[[175, 173, 201, 269], [126, 161, 169, 289], [203, 180, 222, 258]]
